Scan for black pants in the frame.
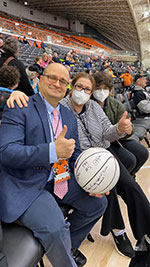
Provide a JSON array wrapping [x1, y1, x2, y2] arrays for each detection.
[[111, 140, 148, 176], [101, 146, 150, 241]]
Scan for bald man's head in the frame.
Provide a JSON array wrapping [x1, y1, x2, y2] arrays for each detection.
[[40, 63, 69, 107]]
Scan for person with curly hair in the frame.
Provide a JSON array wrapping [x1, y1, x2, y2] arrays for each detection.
[[0, 65, 20, 118], [0, 65, 20, 89]]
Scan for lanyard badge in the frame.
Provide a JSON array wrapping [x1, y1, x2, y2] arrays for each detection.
[[53, 160, 70, 184]]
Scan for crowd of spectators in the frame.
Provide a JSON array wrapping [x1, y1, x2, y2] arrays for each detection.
[[1, 31, 150, 267]]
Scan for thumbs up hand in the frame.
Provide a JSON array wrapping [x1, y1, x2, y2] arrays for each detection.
[[54, 125, 75, 159], [117, 111, 133, 135]]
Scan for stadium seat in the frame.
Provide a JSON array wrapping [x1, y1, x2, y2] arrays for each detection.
[[1, 221, 44, 267], [0, 204, 74, 267], [115, 93, 150, 147]]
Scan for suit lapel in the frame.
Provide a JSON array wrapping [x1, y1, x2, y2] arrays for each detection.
[[60, 104, 70, 139], [32, 94, 51, 142]]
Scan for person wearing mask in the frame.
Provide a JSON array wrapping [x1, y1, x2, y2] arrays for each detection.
[[0, 63, 108, 267], [0, 37, 34, 96], [6, 71, 150, 259], [92, 71, 148, 177]]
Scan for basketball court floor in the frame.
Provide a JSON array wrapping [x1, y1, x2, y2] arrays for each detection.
[[43, 139, 150, 267]]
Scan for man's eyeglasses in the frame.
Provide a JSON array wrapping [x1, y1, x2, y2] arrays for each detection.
[[74, 84, 92, 95], [42, 74, 69, 87]]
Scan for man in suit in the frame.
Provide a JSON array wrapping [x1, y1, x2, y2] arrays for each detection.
[[0, 63, 107, 267]]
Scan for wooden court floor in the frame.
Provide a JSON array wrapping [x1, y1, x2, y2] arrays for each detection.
[[44, 140, 150, 267]]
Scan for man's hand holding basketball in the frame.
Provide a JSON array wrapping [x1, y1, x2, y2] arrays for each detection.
[[89, 191, 110, 198], [55, 125, 75, 159]]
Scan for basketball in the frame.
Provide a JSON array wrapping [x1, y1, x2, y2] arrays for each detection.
[[74, 147, 120, 194]]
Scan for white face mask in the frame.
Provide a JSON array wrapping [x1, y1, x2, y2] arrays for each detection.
[[93, 89, 109, 102], [72, 90, 90, 105]]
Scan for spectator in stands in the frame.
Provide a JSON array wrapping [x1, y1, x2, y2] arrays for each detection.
[[74, 55, 79, 65], [18, 37, 23, 44], [100, 61, 105, 71], [9, 71, 150, 258], [52, 51, 60, 63], [68, 53, 75, 65], [0, 37, 34, 96], [70, 50, 77, 61], [45, 43, 52, 54], [26, 66, 40, 94], [0, 65, 20, 90], [85, 69, 93, 75], [64, 55, 72, 66], [23, 36, 29, 45], [133, 74, 150, 114], [84, 57, 91, 69], [127, 65, 133, 74], [0, 63, 108, 267], [134, 58, 142, 70], [120, 70, 133, 89], [92, 71, 148, 177], [32, 56, 43, 76], [0, 65, 20, 119], [0, 33, 3, 39], [0, 38, 4, 56], [48, 54, 54, 65], [40, 52, 49, 69], [120, 61, 124, 69], [0, 38, 4, 49], [104, 66, 116, 78]]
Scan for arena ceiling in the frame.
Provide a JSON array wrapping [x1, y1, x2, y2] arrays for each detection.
[[10, 0, 150, 60]]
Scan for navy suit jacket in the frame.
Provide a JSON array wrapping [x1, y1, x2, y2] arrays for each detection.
[[0, 94, 81, 222]]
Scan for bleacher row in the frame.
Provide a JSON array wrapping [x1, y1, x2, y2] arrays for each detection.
[[17, 41, 125, 76], [0, 14, 112, 52]]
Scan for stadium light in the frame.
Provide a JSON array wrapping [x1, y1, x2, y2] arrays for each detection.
[[143, 11, 150, 18], [24, 2, 28, 5]]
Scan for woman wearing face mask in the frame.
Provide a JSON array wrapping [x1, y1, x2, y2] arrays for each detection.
[[92, 71, 149, 178], [6, 72, 150, 259]]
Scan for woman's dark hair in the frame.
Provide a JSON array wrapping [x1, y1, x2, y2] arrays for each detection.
[[71, 72, 95, 90], [0, 65, 20, 89], [3, 37, 19, 55], [34, 56, 41, 64], [93, 71, 113, 91]]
